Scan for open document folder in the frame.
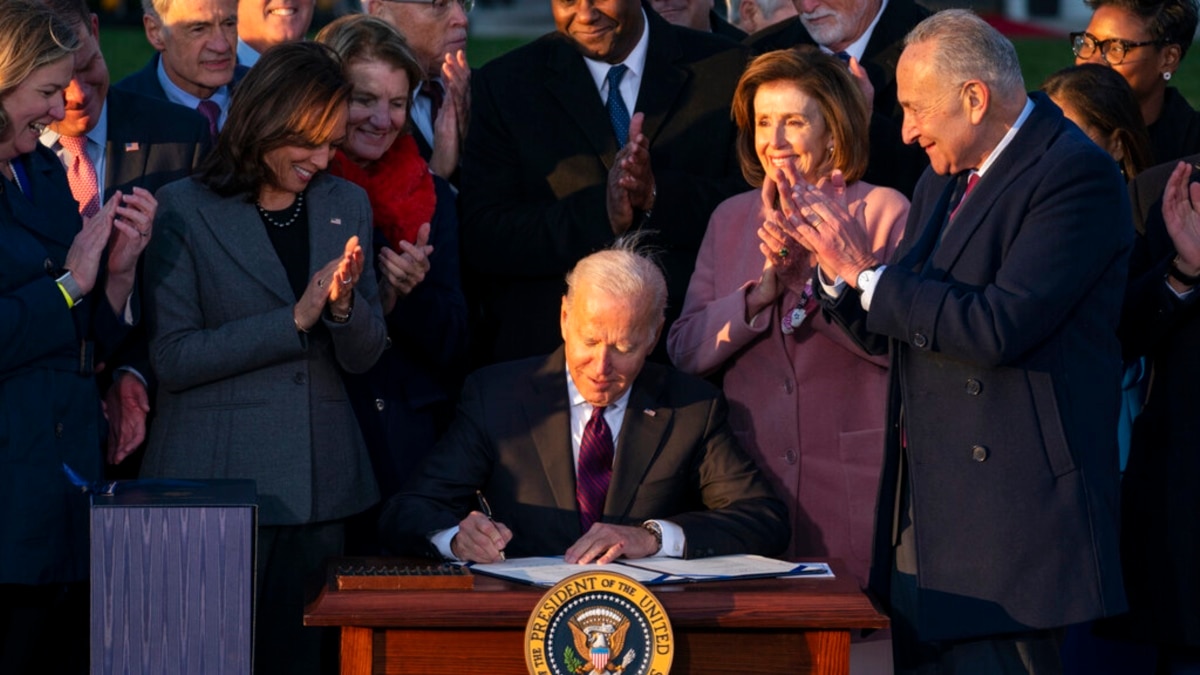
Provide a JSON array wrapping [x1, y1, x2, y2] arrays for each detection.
[[468, 554, 834, 587]]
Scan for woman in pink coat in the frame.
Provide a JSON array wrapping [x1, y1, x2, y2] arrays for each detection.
[[668, 47, 908, 592]]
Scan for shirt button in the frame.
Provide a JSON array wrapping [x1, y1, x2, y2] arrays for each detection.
[[965, 379, 982, 396], [971, 445, 989, 462], [913, 333, 928, 348], [375, 398, 386, 411], [784, 449, 798, 465], [293, 372, 307, 385], [783, 380, 794, 394]]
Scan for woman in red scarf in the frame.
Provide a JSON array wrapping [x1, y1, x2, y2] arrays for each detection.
[[318, 15, 468, 539]]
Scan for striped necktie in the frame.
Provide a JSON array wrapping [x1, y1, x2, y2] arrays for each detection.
[[576, 405, 614, 532]]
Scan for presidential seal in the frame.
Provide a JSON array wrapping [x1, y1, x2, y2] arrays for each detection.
[[525, 571, 673, 675]]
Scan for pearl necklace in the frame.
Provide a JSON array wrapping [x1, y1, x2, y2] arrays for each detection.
[[256, 190, 305, 228]]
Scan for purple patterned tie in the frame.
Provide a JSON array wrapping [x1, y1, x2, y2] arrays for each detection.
[[196, 99, 220, 141], [422, 80, 445, 125], [577, 406, 614, 533]]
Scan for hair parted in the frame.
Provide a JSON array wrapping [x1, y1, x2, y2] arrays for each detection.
[[316, 14, 424, 99], [1041, 63, 1152, 178], [731, 46, 870, 186], [196, 41, 351, 199], [904, 9, 1025, 98], [0, 0, 79, 140], [565, 233, 668, 337]]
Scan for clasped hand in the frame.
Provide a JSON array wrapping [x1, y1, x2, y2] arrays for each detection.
[[607, 112, 655, 235], [293, 236, 364, 331], [773, 170, 877, 287]]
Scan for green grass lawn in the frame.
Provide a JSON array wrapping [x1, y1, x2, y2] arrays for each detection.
[[99, 27, 1200, 108]]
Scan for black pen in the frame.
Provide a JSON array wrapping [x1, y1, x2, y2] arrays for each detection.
[[476, 489, 505, 561]]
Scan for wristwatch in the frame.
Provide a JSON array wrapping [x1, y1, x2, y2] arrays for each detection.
[[1168, 257, 1200, 286], [56, 269, 84, 309], [856, 264, 883, 291], [642, 520, 663, 554]]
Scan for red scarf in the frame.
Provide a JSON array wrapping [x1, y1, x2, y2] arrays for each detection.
[[328, 134, 436, 246]]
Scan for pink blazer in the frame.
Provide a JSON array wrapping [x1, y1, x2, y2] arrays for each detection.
[[667, 180, 908, 589]]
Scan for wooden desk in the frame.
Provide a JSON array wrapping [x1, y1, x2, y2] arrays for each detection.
[[304, 558, 887, 675]]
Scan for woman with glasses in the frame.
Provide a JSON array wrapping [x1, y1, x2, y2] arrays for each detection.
[[315, 14, 468, 551], [1073, 0, 1200, 165]]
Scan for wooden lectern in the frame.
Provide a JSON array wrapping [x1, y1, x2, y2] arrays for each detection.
[[305, 558, 887, 675]]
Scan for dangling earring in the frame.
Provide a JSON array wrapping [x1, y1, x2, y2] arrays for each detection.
[[1164, 71, 1173, 81]]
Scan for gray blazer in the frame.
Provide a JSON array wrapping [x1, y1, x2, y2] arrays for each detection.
[[142, 173, 386, 525]]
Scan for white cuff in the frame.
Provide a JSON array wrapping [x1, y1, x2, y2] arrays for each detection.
[[114, 366, 148, 389], [650, 519, 685, 558], [859, 264, 887, 311], [816, 265, 846, 299], [431, 526, 460, 560], [1166, 277, 1196, 300]]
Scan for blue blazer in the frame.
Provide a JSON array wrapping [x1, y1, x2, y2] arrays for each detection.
[[0, 146, 130, 584], [822, 93, 1131, 641]]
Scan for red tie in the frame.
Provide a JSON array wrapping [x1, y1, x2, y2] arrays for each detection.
[[577, 406, 614, 533], [949, 172, 979, 220], [59, 135, 99, 218]]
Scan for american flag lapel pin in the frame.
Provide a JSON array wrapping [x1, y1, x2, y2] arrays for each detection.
[[643, 409, 656, 417], [330, 217, 342, 225], [123, 142, 139, 152]]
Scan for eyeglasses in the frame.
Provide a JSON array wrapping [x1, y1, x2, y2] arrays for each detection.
[[381, 0, 474, 13], [1070, 31, 1164, 66]]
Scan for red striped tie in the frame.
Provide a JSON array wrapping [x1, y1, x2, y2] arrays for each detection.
[[577, 406, 614, 533], [59, 135, 99, 218]]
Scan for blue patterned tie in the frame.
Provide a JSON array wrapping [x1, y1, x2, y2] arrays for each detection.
[[606, 65, 631, 146]]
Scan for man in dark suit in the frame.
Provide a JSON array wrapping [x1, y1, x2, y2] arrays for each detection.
[[362, 0, 470, 182], [40, 0, 212, 469], [381, 244, 788, 564], [114, 0, 247, 137], [747, 0, 929, 195], [459, 0, 749, 366], [788, 11, 1129, 672]]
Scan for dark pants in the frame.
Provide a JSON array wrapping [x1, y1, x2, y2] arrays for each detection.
[[889, 453, 1063, 675], [255, 521, 344, 675]]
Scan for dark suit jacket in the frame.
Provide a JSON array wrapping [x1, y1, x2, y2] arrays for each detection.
[[380, 348, 789, 559], [821, 93, 1130, 641], [745, 0, 931, 196], [1128, 151, 1200, 235], [142, 173, 387, 525], [459, 7, 750, 365], [0, 146, 130, 584], [1110, 148, 1200, 646], [113, 53, 249, 111], [98, 89, 212, 403], [710, 8, 747, 41], [103, 88, 211, 199]]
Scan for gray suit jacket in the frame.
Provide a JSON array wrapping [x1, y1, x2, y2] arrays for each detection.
[[142, 173, 386, 525]]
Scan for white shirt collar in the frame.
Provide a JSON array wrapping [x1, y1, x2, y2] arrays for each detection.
[[975, 97, 1035, 178], [823, 0, 887, 62], [582, 8, 651, 113]]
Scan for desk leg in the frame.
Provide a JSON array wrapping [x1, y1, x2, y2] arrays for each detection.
[[341, 626, 374, 675]]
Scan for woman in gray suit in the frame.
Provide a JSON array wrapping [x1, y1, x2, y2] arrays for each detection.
[[142, 42, 386, 675]]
